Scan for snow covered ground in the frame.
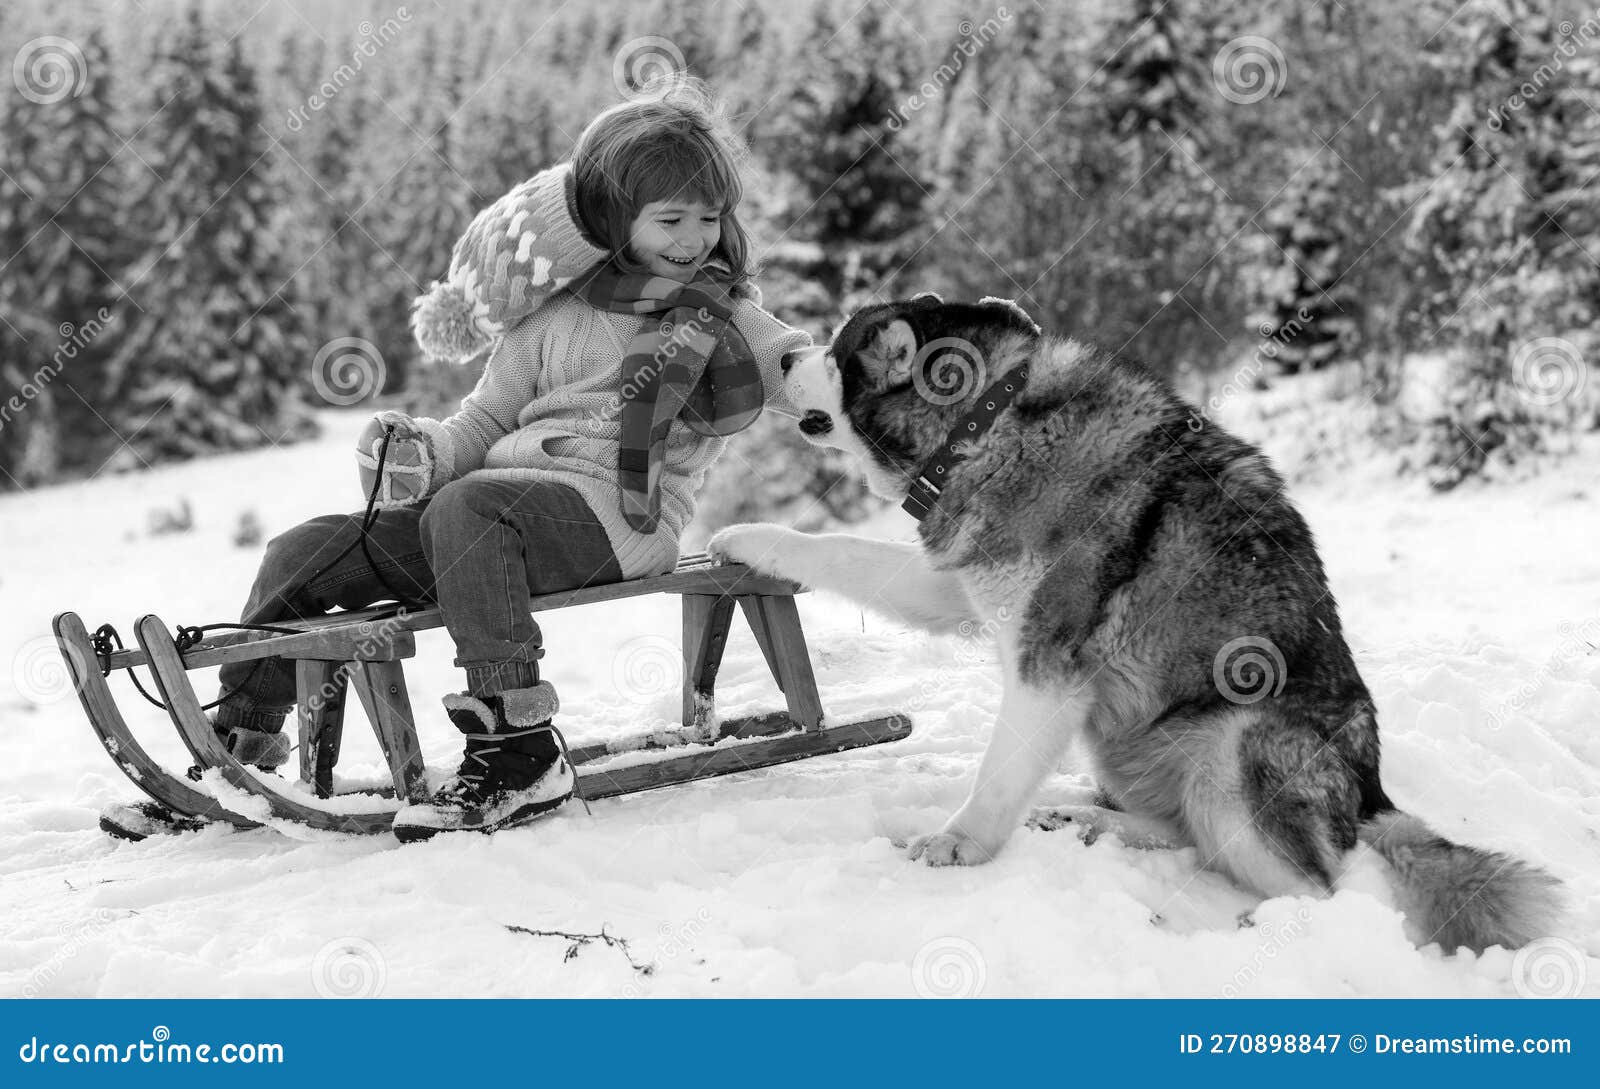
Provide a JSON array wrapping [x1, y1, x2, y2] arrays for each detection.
[[1, 406, 1596, 998]]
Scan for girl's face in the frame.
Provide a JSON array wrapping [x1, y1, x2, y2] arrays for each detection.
[[626, 198, 722, 282]]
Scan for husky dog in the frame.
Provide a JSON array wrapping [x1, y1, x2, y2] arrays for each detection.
[[708, 293, 1563, 953]]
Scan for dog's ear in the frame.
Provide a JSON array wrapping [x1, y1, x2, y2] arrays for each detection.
[[866, 319, 918, 387], [979, 295, 1042, 335]]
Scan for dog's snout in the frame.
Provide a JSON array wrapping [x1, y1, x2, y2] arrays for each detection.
[[798, 410, 834, 437], [780, 349, 803, 375]]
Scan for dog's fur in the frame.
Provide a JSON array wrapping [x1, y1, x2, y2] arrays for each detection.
[[708, 294, 1564, 953]]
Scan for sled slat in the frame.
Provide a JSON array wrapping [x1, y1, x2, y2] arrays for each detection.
[[91, 560, 796, 671], [566, 711, 802, 766], [179, 627, 416, 668], [575, 714, 912, 800]]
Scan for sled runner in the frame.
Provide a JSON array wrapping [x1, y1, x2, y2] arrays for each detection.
[[56, 555, 911, 839]]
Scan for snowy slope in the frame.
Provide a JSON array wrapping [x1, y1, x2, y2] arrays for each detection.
[[1, 408, 1596, 998]]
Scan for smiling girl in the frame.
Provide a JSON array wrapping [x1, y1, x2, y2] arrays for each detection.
[[200, 77, 809, 841]]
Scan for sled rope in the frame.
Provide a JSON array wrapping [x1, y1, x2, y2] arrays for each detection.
[[88, 426, 422, 713], [90, 622, 170, 710]]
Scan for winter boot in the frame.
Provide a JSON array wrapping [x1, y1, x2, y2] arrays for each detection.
[[196, 710, 291, 774], [391, 681, 574, 843], [219, 722, 291, 770]]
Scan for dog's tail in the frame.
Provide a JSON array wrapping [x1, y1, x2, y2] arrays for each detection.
[[1358, 809, 1564, 953]]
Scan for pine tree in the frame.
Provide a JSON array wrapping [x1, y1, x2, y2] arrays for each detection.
[[634, 0, 722, 85], [1406, 0, 1600, 486], [764, 0, 930, 299], [104, 10, 318, 468], [291, 33, 393, 374], [0, 66, 54, 487], [48, 29, 135, 468], [922, 4, 1105, 331], [1081, 0, 1241, 370], [1097, 0, 1209, 169], [1248, 152, 1360, 373], [0, 27, 127, 486], [459, 80, 558, 199], [365, 21, 476, 393]]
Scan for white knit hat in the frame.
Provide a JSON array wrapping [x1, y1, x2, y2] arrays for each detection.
[[410, 162, 610, 364]]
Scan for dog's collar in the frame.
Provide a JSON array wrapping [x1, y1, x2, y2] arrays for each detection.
[[901, 364, 1030, 521]]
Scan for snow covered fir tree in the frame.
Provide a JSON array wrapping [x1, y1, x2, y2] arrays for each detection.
[[1247, 152, 1360, 375], [97, 9, 319, 469], [0, 28, 123, 485], [1405, 0, 1600, 488]]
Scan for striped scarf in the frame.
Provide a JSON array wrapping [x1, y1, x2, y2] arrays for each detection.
[[567, 261, 764, 533]]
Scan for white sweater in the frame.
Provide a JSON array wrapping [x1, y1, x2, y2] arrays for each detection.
[[417, 290, 809, 578]]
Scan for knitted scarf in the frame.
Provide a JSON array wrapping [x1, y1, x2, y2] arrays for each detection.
[[567, 261, 764, 533]]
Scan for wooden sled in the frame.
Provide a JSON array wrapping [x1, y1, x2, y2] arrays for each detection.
[[57, 556, 911, 838]]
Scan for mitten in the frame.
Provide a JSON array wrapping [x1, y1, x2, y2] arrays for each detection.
[[354, 410, 455, 507]]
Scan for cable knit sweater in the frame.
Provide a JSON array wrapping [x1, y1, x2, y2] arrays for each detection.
[[413, 291, 810, 579]]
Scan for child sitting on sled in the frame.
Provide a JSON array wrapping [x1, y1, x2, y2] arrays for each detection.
[[211, 77, 807, 841]]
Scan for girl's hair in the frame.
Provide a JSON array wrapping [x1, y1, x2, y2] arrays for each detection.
[[572, 76, 753, 285]]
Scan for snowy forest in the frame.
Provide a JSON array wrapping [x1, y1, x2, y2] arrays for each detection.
[[1, 0, 1597, 512]]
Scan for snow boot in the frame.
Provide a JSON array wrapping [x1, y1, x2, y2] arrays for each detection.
[[391, 682, 574, 843], [218, 722, 291, 770], [204, 710, 291, 772], [99, 800, 212, 841]]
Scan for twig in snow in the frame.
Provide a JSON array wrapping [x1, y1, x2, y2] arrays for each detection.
[[505, 924, 656, 976]]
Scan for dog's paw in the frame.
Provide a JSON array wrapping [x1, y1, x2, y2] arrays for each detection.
[[706, 523, 800, 580], [908, 830, 996, 867]]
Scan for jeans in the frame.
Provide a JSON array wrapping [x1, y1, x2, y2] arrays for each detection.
[[214, 477, 623, 733]]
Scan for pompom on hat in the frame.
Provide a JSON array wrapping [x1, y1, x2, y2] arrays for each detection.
[[410, 162, 610, 364]]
